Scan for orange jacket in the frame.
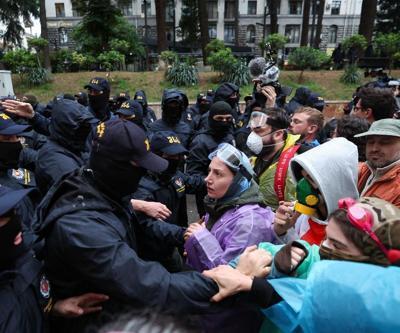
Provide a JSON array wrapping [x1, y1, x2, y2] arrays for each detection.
[[358, 161, 400, 208]]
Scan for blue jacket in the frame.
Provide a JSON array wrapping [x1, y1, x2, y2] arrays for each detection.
[[35, 99, 95, 193], [148, 120, 193, 149], [34, 168, 218, 332], [0, 249, 49, 333]]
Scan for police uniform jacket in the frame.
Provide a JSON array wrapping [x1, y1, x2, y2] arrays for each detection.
[[34, 168, 218, 332]]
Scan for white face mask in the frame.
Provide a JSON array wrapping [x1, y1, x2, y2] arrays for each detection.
[[246, 131, 263, 155]]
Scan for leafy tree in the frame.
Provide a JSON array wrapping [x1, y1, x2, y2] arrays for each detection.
[[374, 33, 400, 72], [71, 0, 143, 58], [288, 47, 330, 82], [376, 0, 400, 34], [342, 34, 368, 61], [160, 50, 178, 66], [0, 0, 38, 47], [97, 50, 124, 71], [27, 37, 48, 67], [179, 0, 200, 47], [207, 48, 237, 78]]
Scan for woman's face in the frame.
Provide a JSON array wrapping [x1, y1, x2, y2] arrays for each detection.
[[324, 217, 364, 257], [205, 157, 235, 199]]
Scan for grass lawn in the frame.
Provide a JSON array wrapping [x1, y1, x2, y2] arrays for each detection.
[[12, 69, 400, 104]]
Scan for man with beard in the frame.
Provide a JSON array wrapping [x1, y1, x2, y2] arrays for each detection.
[[133, 131, 204, 272], [288, 107, 324, 147], [356, 119, 400, 207], [246, 108, 308, 210], [34, 119, 219, 332], [148, 89, 193, 149], [186, 101, 235, 217]]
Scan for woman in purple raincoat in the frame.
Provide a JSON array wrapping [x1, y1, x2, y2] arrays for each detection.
[[184, 143, 276, 333]]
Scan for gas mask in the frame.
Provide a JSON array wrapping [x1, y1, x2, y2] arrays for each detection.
[[293, 178, 320, 216]]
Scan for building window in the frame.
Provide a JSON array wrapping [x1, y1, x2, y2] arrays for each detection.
[[248, 1, 257, 15], [72, 4, 83, 17], [285, 25, 300, 43], [55, 3, 65, 17], [289, 0, 302, 15], [165, 0, 174, 22], [208, 23, 217, 39], [224, 23, 235, 43], [208, 1, 218, 19], [331, 1, 341, 15], [120, 2, 133, 16], [225, 0, 235, 19], [246, 25, 256, 43], [141, 1, 151, 16], [59, 27, 68, 45], [328, 25, 338, 43]]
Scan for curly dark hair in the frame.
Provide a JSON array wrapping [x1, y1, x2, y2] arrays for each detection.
[[336, 115, 370, 162], [357, 87, 396, 121]]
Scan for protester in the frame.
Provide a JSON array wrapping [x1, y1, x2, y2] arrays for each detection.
[[288, 107, 324, 147], [356, 119, 400, 207], [274, 138, 359, 245], [246, 108, 304, 210], [185, 143, 275, 333], [203, 197, 400, 332], [352, 87, 396, 123]]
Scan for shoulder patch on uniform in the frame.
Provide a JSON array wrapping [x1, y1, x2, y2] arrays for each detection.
[[40, 275, 50, 299]]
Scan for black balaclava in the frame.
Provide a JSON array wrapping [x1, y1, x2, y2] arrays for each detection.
[[158, 157, 182, 183], [89, 151, 146, 201], [162, 101, 183, 126], [208, 101, 233, 137], [0, 141, 22, 170], [89, 90, 111, 121], [0, 212, 24, 269]]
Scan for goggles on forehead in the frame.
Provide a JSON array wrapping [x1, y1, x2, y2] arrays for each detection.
[[338, 198, 400, 264], [208, 143, 254, 180]]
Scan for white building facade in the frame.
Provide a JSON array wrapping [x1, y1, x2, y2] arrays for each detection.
[[44, 0, 362, 53]]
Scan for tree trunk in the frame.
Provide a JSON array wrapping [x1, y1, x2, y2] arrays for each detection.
[[155, 0, 168, 53], [39, 0, 51, 71], [198, 0, 209, 65], [300, 0, 311, 47], [234, 0, 240, 46], [267, 0, 278, 34], [313, 0, 325, 48], [358, 0, 377, 43]]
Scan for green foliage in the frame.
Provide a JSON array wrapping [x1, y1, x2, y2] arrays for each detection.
[[288, 47, 330, 81], [26, 68, 51, 86], [178, 0, 200, 46], [341, 34, 368, 52], [71, 1, 144, 58], [166, 62, 199, 86], [97, 50, 124, 71], [27, 37, 49, 50], [0, 0, 39, 47], [340, 64, 362, 85], [222, 59, 251, 87], [160, 51, 178, 66], [205, 39, 226, 55], [260, 33, 289, 51], [2, 49, 36, 73], [374, 33, 400, 59], [50, 49, 96, 72], [207, 48, 237, 74]]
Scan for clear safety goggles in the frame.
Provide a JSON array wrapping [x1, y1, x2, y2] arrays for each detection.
[[247, 111, 270, 129], [208, 143, 243, 171]]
